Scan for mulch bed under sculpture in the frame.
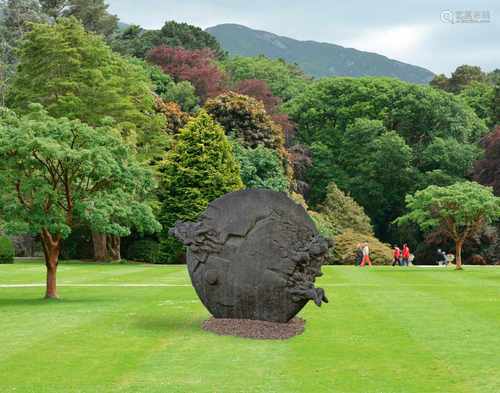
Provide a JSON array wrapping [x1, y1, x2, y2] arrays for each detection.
[[202, 317, 306, 340]]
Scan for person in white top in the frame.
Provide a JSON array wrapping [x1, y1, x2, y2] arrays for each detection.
[[360, 242, 372, 267]]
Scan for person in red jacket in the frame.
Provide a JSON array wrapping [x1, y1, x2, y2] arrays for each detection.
[[392, 245, 401, 267], [402, 244, 410, 266]]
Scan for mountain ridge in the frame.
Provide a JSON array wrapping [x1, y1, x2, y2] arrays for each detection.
[[206, 23, 435, 84]]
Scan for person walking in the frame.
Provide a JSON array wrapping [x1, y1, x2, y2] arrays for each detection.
[[360, 242, 372, 267], [392, 245, 401, 267], [355, 243, 363, 266], [402, 244, 410, 266]]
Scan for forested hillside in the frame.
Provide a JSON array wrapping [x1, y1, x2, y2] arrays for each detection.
[[206, 23, 435, 84]]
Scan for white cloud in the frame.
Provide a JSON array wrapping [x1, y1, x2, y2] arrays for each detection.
[[340, 25, 433, 62]]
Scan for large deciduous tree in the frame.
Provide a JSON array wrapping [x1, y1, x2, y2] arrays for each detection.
[[396, 182, 500, 269], [7, 17, 165, 260], [205, 91, 284, 150], [0, 106, 161, 298], [8, 17, 161, 139], [147, 46, 226, 102]]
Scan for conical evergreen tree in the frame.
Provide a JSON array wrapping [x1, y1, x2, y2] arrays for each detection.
[[159, 110, 243, 260]]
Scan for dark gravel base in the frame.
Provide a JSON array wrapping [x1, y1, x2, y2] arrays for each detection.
[[202, 317, 306, 340]]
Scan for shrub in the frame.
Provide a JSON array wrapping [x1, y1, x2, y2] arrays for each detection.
[[125, 240, 162, 264], [331, 229, 392, 265], [0, 236, 15, 264], [318, 183, 373, 235]]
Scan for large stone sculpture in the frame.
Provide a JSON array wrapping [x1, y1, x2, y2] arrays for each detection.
[[169, 189, 332, 323]]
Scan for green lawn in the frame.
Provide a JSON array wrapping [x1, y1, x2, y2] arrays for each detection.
[[0, 262, 499, 393]]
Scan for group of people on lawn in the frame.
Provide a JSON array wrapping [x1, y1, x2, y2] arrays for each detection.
[[391, 244, 415, 267], [355, 242, 454, 266]]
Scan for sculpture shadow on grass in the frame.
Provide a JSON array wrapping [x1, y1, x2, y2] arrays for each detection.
[[134, 315, 205, 334]]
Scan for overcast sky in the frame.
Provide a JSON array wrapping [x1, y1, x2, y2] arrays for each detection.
[[107, 0, 499, 75]]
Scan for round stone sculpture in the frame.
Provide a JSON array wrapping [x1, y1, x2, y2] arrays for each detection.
[[169, 189, 332, 323]]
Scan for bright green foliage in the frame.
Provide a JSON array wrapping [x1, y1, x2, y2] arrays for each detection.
[[307, 119, 415, 238], [0, 236, 15, 263], [420, 137, 482, 179], [285, 77, 487, 147], [205, 92, 284, 150], [285, 77, 487, 240], [0, 105, 161, 241], [159, 111, 243, 250], [318, 183, 373, 236], [396, 181, 500, 267], [222, 56, 311, 101], [459, 82, 496, 128], [232, 142, 289, 192], [8, 17, 162, 142]]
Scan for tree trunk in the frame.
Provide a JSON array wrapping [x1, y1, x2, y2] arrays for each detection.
[[455, 240, 463, 270], [41, 229, 61, 299], [107, 235, 121, 261], [92, 232, 108, 261]]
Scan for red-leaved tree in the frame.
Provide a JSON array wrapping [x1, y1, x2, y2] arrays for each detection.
[[235, 79, 280, 113], [147, 46, 226, 102], [474, 126, 500, 196], [234, 79, 295, 145]]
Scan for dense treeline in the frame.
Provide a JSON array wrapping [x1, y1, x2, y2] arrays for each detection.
[[0, 0, 499, 287]]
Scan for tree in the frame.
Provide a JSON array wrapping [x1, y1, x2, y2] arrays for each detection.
[[205, 91, 284, 150], [318, 183, 373, 236], [234, 79, 280, 113], [40, 0, 118, 38], [131, 59, 199, 112], [8, 17, 162, 140], [285, 77, 487, 148], [0, 0, 48, 104], [222, 56, 311, 101], [159, 110, 243, 260], [156, 21, 224, 58], [0, 106, 161, 298], [111, 20, 224, 59], [233, 78, 296, 145], [473, 126, 500, 196], [430, 65, 487, 93], [232, 142, 289, 192], [147, 46, 226, 102], [449, 65, 486, 93], [396, 182, 500, 269], [110, 24, 158, 58], [459, 82, 495, 128], [430, 74, 450, 91], [420, 137, 481, 179]]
